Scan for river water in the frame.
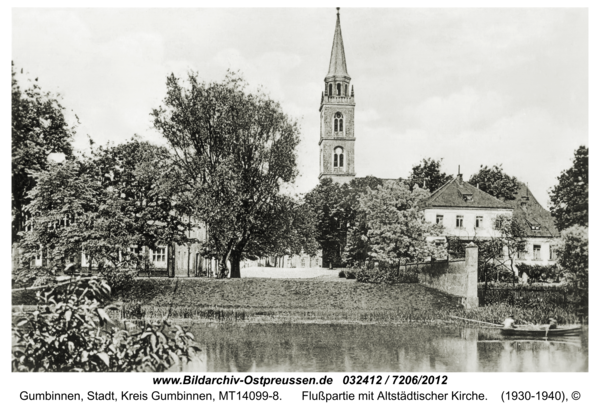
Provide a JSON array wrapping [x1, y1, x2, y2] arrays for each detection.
[[180, 323, 588, 372]]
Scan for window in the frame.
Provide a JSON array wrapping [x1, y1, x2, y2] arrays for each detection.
[[328, 84, 332, 95], [549, 245, 557, 261], [345, 84, 348, 96], [533, 245, 541, 260], [436, 215, 444, 225], [337, 83, 341, 96], [518, 247, 528, 260], [334, 112, 343, 133], [333, 147, 344, 169], [475, 216, 483, 228], [153, 246, 166, 262], [456, 215, 464, 228]]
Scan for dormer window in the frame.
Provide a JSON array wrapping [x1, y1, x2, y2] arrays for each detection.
[[463, 193, 473, 202]]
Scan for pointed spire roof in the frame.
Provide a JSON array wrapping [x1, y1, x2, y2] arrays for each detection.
[[326, 8, 350, 82]]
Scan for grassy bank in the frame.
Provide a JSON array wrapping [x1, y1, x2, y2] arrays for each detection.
[[13, 277, 581, 325]]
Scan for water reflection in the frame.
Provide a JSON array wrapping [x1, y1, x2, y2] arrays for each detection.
[[181, 323, 587, 373]]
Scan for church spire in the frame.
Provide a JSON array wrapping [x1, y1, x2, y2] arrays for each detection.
[[326, 8, 350, 82]]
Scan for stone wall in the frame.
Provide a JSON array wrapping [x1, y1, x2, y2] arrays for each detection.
[[401, 244, 479, 308]]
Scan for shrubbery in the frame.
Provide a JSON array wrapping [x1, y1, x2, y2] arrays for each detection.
[[12, 276, 200, 372], [355, 268, 419, 285], [515, 263, 563, 283], [338, 269, 358, 279]]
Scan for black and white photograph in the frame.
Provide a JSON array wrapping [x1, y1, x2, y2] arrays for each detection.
[[8, 2, 594, 409]]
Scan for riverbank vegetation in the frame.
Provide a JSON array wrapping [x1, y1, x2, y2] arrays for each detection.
[[14, 277, 581, 326], [12, 277, 199, 372]]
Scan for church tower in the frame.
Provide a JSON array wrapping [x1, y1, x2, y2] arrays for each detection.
[[319, 8, 356, 184]]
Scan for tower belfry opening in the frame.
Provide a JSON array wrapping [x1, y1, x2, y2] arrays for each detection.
[[319, 8, 356, 184]]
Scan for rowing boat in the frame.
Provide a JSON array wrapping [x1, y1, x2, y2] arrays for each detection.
[[500, 325, 582, 337]]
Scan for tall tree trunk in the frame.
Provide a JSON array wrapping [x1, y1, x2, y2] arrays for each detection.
[[230, 251, 242, 278], [229, 240, 246, 279]]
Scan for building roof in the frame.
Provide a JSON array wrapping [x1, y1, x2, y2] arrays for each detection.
[[422, 175, 512, 210], [326, 9, 350, 82], [503, 183, 560, 237]]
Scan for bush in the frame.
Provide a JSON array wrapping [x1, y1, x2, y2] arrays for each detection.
[[12, 266, 54, 288], [338, 270, 346, 278], [355, 268, 419, 285], [102, 268, 138, 296], [12, 276, 200, 372], [516, 263, 562, 283], [344, 269, 358, 279]]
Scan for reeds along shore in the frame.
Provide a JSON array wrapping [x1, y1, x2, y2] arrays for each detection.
[[115, 302, 581, 326]]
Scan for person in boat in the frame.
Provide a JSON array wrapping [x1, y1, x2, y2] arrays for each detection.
[[503, 314, 517, 329], [545, 317, 558, 330]]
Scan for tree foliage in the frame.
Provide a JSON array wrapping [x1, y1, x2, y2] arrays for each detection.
[[19, 139, 190, 286], [491, 214, 528, 283], [12, 277, 199, 372], [357, 180, 446, 266], [304, 176, 383, 268], [468, 164, 519, 200], [12, 63, 75, 242], [549, 146, 588, 231], [556, 225, 588, 314], [406, 158, 452, 193], [152, 71, 301, 278]]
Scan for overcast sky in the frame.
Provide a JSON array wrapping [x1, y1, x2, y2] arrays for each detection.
[[12, 7, 588, 207]]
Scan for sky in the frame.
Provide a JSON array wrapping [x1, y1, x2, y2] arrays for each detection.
[[12, 7, 589, 208]]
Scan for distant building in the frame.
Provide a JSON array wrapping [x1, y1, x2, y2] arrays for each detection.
[[421, 174, 513, 240], [503, 183, 560, 267]]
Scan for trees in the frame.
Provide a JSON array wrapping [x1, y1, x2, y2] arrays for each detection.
[[12, 277, 199, 372], [152, 72, 301, 278], [86, 139, 193, 257], [491, 214, 528, 284], [549, 146, 588, 231], [406, 158, 452, 193], [12, 63, 75, 242], [357, 180, 446, 267], [468, 164, 519, 200], [305, 176, 384, 268], [556, 225, 588, 315], [19, 140, 190, 283]]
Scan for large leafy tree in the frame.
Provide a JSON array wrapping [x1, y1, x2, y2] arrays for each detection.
[[406, 158, 452, 193], [152, 71, 301, 278], [549, 146, 588, 231], [86, 138, 193, 255], [304, 176, 383, 268], [357, 180, 446, 267], [12, 63, 75, 242], [304, 179, 350, 267], [468, 164, 519, 200], [19, 140, 190, 276], [341, 176, 384, 266], [555, 225, 588, 316]]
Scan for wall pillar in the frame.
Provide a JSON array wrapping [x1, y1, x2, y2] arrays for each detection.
[[464, 243, 479, 308]]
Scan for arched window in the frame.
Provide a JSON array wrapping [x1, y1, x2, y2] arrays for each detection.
[[333, 147, 344, 169], [345, 84, 348, 96], [337, 83, 341, 96], [328, 84, 333, 96], [334, 112, 343, 133]]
